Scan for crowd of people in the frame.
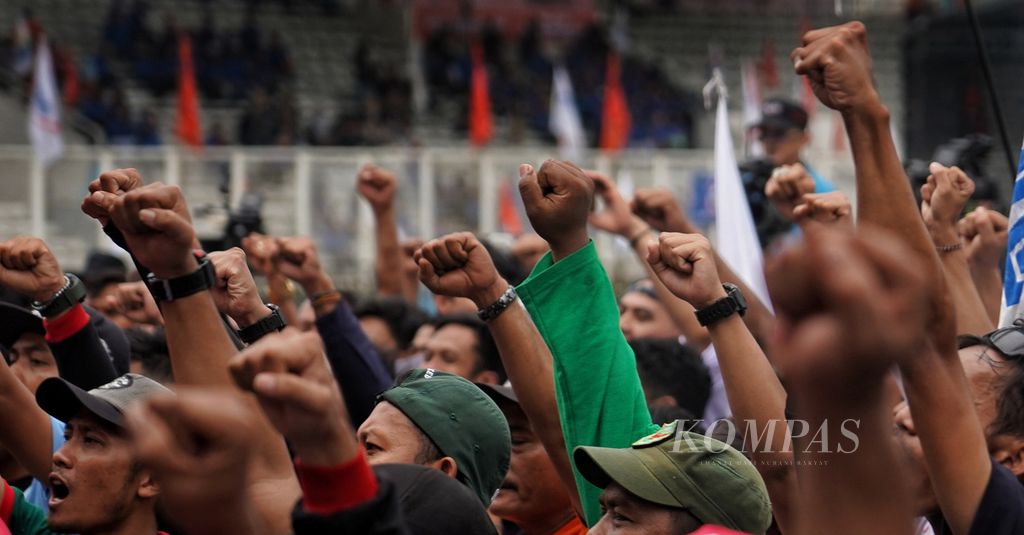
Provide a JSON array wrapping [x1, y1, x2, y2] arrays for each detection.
[[0, 20, 1021, 535]]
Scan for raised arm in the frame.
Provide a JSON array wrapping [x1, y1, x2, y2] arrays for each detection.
[[586, 171, 711, 349], [794, 22, 990, 535], [414, 232, 583, 516], [274, 236, 392, 426], [516, 160, 656, 525], [357, 165, 410, 302], [646, 232, 795, 533], [958, 207, 1008, 325], [632, 187, 776, 344], [106, 183, 300, 535], [242, 232, 299, 327], [767, 227, 919, 535]]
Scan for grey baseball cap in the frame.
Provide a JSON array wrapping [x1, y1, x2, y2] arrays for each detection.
[[36, 373, 172, 427]]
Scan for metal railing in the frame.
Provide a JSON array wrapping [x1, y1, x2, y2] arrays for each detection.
[[0, 144, 855, 291]]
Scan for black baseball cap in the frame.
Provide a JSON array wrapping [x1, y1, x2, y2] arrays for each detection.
[[371, 464, 497, 535], [36, 373, 171, 428], [755, 98, 808, 132], [0, 303, 44, 348]]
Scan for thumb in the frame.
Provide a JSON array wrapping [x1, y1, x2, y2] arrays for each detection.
[[975, 209, 996, 238], [138, 208, 194, 243], [518, 164, 544, 208], [417, 257, 442, 290]]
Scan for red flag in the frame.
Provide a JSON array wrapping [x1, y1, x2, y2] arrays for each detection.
[[758, 39, 779, 90], [499, 181, 523, 235], [469, 43, 492, 146], [599, 52, 631, 151], [175, 35, 202, 147]]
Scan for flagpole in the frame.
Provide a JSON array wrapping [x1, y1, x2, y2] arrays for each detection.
[[963, 0, 1016, 180]]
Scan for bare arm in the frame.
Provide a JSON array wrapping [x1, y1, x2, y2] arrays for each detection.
[[414, 231, 583, 516], [646, 233, 795, 533], [959, 207, 1008, 325], [920, 164, 992, 335], [108, 183, 300, 535], [358, 165, 407, 300]]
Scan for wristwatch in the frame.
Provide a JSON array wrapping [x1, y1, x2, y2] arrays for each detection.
[[237, 303, 287, 344], [32, 274, 87, 318], [146, 255, 217, 302], [695, 283, 747, 327]]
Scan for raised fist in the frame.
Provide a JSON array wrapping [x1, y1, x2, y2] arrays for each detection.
[[765, 164, 816, 221], [791, 22, 880, 113], [414, 232, 505, 308], [228, 330, 353, 466], [81, 168, 145, 226], [518, 160, 593, 257], [958, 206, 1009, 269], [356, 164, 397, 213], [0, 237, 65, 303], [273, 237, 330, 294], [107, 282, 162, 326], [920, 163, 974, 231], [631, 188, 695, 233], [586, 170, 646, 238], [792, 191, 853, 230], [107, 183, 197, 279], [766, 227, 928, 393], [126, 388, 259, 532], [646, 233, 725, 309], [241, 232, 281, 277], [208, 248, 269, 328]]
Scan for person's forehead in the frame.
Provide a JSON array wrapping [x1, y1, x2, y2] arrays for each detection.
[[496, 400, 530, 433], [429, 324, 477, 350], [13, 332, 47, 348], [620, 291, 662, 312], [69, 409, 122, 438], [361, 401, 420, 440], [959, 345, 1001, 384]]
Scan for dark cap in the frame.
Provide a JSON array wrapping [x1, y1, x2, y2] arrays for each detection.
[[756, 98, 808, 132], [574, 421, 772, 533], [373, 464, 497, 535], [475, 383, 518, 406], [379, 368, 511, 507], [0, 303, 44, 348], [36, 373, 172, 428], [83, 305, 131, 375]]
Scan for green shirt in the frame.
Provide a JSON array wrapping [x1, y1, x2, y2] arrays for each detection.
[[1, 481, 61, 535], [517, 241, 659, 526]]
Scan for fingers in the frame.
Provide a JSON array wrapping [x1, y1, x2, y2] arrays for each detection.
[[252, 371, 334, 414], [93, 168, 143, 194], [518, 163, 544, 208], [228, 331, 326, 392]]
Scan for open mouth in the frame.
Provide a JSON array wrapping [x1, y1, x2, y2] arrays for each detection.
[[48, 474, 70, 505]]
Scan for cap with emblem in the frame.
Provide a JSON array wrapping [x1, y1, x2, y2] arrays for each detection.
[[36, 373, 172, 428], [379, 368, 511, 507], [574, 421, 772, 534]]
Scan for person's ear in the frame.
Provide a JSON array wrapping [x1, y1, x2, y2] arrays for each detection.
[[473, 370, 499, 385], [427, 456, 459, 479], [136, 470, 160, 499], [991, 435, 1024, 478], [650, 395, 678, 408]]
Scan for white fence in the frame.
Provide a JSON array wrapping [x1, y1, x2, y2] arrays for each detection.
[[0, 145, 855, 291]]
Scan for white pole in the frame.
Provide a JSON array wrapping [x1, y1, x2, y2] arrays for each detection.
[[29, 158, 45, 239], [294, 149, 312, 237], [478, 151, 496, 235], [418, 149, 435, 240]]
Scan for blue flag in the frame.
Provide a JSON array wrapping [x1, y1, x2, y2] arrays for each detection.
[[999, 139, 1024, 326]]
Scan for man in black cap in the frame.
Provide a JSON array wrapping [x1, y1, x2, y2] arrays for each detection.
[[753, 97, 834, 194]]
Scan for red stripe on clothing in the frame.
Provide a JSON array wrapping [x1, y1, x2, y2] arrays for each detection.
[[0, 479, 15, 525], [295, 449, 378, 515], [44, 304, 89, 343]]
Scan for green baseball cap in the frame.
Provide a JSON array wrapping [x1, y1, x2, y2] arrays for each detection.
[[574, 421, 772, 533], [379, 368, 511, 506]]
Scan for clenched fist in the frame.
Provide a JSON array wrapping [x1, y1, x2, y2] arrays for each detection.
[[208, 248, 270, 328], [920, 163, 974, 232], [356, 164, 398, 214], [631, 188, 696, 233], [518, 160, 593, 259], [415, 232, 505, 308], [586, 170, 647, 238], [0, 237, 65, 302], [646, 233, 726, 309], [792, 191, 853, 230], [274, 237, 332, 296], [108, 183, 197, 279], [958, 206, 1008, 269], [791, 22, 881, 114], [81, 168, 145, 226], [765, 164, 816, 221], [228, 330, 354, 467]]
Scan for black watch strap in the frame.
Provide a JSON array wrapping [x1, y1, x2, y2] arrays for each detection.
[[695, 283, 747, 327], [146, 256, 217, 303], [237, 303, 287, 344], [32, 274, 87, 318]]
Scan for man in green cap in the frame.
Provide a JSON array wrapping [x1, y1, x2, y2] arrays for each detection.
[[356, 367, 511, 506], [574, 421, 772, 534]]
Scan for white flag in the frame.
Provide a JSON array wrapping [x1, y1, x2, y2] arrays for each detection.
[[712, 88, 772, 309], [28, 37, 63, 167], [740, 60, 764, 158], [549, 65, 585, 161]]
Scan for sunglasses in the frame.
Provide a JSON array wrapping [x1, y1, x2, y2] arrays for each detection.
[[980, 319, 1024, 359]]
